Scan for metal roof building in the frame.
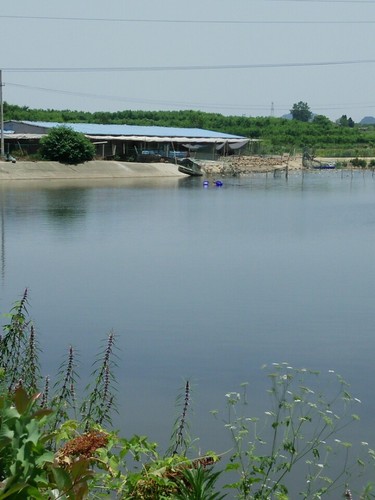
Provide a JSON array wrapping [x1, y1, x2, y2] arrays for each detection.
[[4, 120, 251, 161]]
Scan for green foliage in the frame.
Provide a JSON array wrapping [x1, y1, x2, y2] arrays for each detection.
[[173, 466, 226, 500], [290, 101, 312, 122], [350, 158, 367, 168], [218, 364, 373, 499], [0, 290, 118, 444], [80, 331, 118, 431], [6, 101, 375, 157], [39, 126, 95, 165], [0, 289, 40, 394], [0, 293, 223, 499], [0, 387, 53, 498], [0, 387, 96, 499], [1, 294, 375, 498], [338, 115, 355, 128]]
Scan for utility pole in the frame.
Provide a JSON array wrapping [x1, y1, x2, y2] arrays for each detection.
[[0, 70, 4, 158], [270, 101, 275, 118]]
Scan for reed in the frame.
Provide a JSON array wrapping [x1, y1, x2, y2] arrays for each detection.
[[80, 330, 118, 431], [0, 290, 118, 442], [167, 380, 193, 457]]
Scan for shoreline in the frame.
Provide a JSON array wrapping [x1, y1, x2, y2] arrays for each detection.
[[0, 160, 188, 181], [0, 156, 371, 181], [0, 157, 303, 181]]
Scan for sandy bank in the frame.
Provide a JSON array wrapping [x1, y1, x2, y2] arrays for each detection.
[[0, 160, 187, 181]]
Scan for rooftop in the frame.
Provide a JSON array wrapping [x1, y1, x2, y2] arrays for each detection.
[[17, 121, 246, 140]]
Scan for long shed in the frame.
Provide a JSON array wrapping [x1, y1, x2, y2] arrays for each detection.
[[4, 121, 252, 161]]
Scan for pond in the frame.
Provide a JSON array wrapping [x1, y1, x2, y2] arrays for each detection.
[[1, 170, 374, 496]]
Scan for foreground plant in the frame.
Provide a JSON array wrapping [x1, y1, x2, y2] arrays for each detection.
[[0, 291, 118, 445], [0, 387, 97, 499], [1, 294, 374, 498], [0, 293, 223, 499], [217, 363, 374, 499]]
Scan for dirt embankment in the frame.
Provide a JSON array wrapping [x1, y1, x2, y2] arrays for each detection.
[[199, 155, 302, 176]]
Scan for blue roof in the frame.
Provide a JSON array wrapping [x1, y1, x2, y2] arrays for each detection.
[[21, 121, 245, 139]]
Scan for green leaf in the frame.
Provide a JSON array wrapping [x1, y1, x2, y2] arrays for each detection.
[[0, 425, 14, 444], [25, 420, 42, 445], [35, 451, 55, 466], [51, 466, 73, 492], [225, 463, 240, 471], [14, 387, 30, 415], [0, 483, 28, 499]]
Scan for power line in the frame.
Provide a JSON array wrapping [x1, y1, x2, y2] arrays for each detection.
[[3, 59, 375, 73], [5, 82, 375, 114], [1, 14, 375, 24], [5, 81, 270, 111]]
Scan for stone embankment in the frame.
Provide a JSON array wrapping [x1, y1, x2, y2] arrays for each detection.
[[199, 155, 302, 176]]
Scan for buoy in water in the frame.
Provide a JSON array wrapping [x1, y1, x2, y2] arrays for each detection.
[[203, 180, 209, 187], [214, 180, 223, 187]]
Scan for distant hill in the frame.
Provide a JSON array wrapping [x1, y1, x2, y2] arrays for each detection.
[[360, 116, 375, 125]]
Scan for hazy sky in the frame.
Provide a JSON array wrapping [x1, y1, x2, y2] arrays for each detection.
[[2, 0, 375, 122]]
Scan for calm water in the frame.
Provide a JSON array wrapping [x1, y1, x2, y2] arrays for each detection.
[[1, 170, 375, 495]]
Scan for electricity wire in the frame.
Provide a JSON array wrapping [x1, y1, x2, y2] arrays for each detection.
[[3, 59, 375, 73], [0, 15, 374, 24], [5, 82, 375, 115]]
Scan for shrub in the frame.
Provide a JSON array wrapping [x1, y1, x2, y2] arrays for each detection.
[[39, 126, 95, 165], [350, 158, 367, 168]]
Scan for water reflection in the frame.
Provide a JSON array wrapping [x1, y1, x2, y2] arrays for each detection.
[[43, 188, 87, 225]]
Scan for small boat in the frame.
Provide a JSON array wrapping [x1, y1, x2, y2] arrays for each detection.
[[177, 158, 203, 177], [313, 162, 336, 170]]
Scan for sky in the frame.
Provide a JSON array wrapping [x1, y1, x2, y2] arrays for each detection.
[[2, 0, 375, 123]]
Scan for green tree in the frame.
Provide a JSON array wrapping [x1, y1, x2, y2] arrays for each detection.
[[338, 114, 349, 127], [290, 101, 312, 122], [39, 126, 95, 165], [313, 114, 331, 127], [338, 115, 355, 128]]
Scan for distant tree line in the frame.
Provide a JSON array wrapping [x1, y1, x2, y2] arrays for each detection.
[[4, 102, 375, 156]]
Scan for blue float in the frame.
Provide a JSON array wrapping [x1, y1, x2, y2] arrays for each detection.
[[203, 180, 209, 187], [214, 180, 223, 187]]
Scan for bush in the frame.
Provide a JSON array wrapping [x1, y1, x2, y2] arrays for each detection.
[[350, 158, 367, 168], [39, 126, 95, 165]]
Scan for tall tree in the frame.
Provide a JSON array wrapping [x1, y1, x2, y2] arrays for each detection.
[[290, 101, 312, 122]]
